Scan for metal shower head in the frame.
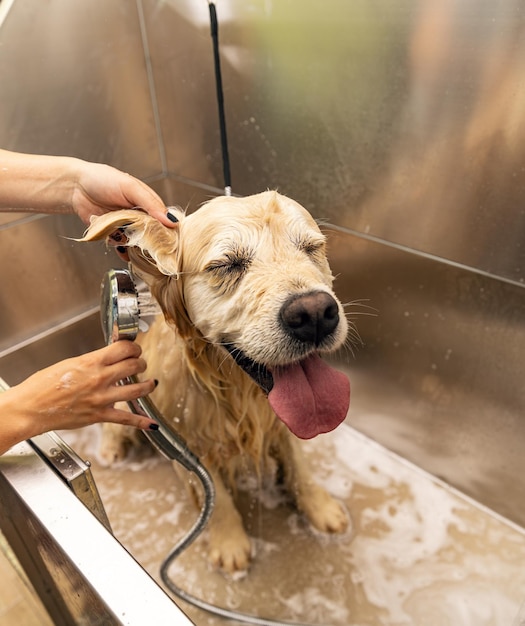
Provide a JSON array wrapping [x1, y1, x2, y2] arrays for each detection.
[[100, 268, 140, 345]]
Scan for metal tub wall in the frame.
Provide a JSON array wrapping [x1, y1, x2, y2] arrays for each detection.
[[1, 0, 525, 532], [143, 0, 525, 283], [327, 231, 525, 527]]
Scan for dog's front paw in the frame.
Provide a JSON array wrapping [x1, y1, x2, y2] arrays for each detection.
[[98, 423, 141, 466], [208, 527, 252, 574], [300, 486, 350, 535]]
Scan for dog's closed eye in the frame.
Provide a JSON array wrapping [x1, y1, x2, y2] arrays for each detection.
[[204, 247, 253, 293], [294, 236, 327, 262]]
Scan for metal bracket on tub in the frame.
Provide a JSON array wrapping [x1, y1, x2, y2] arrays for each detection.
[[29, 431, 112, 531]]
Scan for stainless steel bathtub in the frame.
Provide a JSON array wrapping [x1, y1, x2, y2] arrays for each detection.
[[1, 0, 525, 622]]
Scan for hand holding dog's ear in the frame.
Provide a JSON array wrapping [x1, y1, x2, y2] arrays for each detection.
[[0, 149, 173, 228], [72, 160, 176, 229]]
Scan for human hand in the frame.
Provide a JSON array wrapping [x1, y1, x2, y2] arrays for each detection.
[[0, 342, 158, 454], [71, 159, 176, 228], [0, 150, 177, 230]]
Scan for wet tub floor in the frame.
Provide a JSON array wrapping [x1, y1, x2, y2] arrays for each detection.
[[62, 425, 525, 626]]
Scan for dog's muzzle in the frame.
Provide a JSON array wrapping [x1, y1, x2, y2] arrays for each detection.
[[223, 290, 350, 439], [223, 291, 341, 396]]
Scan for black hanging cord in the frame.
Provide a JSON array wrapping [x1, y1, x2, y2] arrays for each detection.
[[208, 1, 232, 196]]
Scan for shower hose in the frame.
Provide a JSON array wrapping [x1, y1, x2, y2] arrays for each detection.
[[127, 392, 331, 626]]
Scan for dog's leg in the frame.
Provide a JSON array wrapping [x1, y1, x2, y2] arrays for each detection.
[[98, 403, 148, 465], [279, 436, 350, 534], [184, 465, 251, 574], [99, 422, 136, 465], [208, 471, 252, 574]]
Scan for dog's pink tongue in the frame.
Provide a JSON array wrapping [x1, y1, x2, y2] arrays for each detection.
[[268, 354, 350, 439]]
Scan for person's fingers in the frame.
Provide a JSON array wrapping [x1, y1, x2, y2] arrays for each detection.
[[106, 356, 148, 385], [85, 342, 153, 397], [120, 176, 176, 229], [149, 208, 179, 228], [111, 377, 157, 403], [98, 341, 142, 365], [99, 404, 158, 431]]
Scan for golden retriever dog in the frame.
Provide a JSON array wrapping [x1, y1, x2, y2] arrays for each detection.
[[82, 191, 351, 574]]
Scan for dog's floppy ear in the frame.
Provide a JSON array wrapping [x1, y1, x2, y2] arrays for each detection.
[[80, 208, 195, 338], [80, 208, 184, 277]]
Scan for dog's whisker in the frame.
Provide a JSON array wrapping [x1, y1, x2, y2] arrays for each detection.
[[346, 332, 363, 350], [342, 299, 378, 314], [343, 317, 364, 348], [345, 312, 377, 321], [210, 341, 238, 368], [345, 333, 363, 351], [343, 298, 375, 305], [219, 348, 237, 370], [343, 306, 378, 323], [336, 336, 357, 359], [344, 327, 364, 353]]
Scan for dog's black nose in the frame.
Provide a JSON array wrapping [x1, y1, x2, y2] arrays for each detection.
[[280, 291, 340, 345]]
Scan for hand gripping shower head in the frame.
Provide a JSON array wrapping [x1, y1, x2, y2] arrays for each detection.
[[100, 268, 199, 469]]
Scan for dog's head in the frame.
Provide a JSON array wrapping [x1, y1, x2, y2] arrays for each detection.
[[82, 191, 350, 439]]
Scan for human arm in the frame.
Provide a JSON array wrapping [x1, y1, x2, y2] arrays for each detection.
[[0, 341, 158, 456], [0, 149, 176, 227]]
